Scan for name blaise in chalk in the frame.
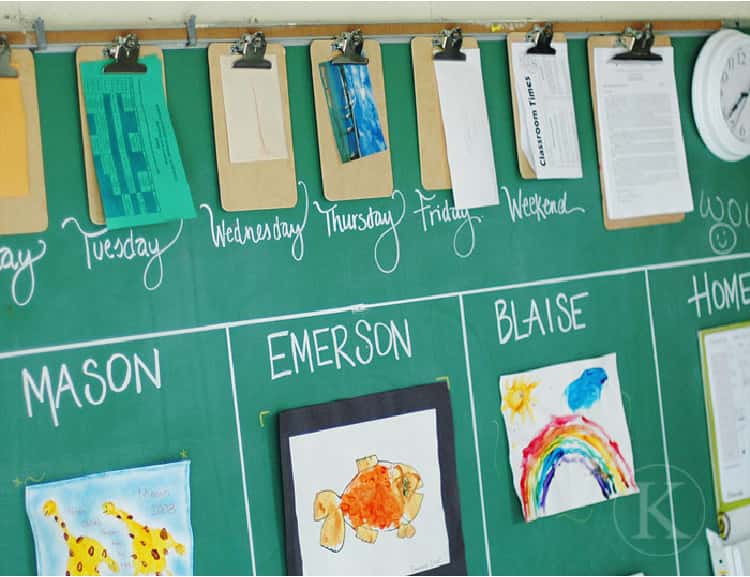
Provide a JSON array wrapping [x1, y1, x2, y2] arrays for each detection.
[[61, 217, 183, 291], [0, 240, 47, 306]]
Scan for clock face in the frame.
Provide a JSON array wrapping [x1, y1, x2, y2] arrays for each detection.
[[721, 44, 750, 142]]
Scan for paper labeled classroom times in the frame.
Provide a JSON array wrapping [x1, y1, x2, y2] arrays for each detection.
[[219, 54, 289, 164], [701, 323, 750, 506], [499, 353, 638, 522], [593, 46, 693, 220], [434, 48, 500, 210], [511, 42, 582, 179], [79, 55, 196, 230]]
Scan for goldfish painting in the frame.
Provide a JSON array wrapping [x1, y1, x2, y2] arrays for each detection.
[[313, 455, 424, 552]]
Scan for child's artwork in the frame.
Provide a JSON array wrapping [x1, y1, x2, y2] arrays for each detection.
[[26, 461, 193, 576], [319, 61, 387, 163], [279, 383, 466, 575], [499, 353, 638, 522]]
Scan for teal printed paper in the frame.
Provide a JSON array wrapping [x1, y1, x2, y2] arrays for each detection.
[[26, 461, 193, 576], [80, 55, 196, 229]]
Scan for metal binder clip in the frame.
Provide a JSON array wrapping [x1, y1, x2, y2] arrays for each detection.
[[613, 23, 662, 61], [331, 30, 368, 65], [433, 27, 466, 61], [526, 23, 556, 55], [0, 36, 17, 78], [103, 34, 147, 73], [232, 32, 272, 69]]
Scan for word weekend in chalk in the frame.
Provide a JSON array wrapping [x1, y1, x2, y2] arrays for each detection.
[[268, 317, 412, 380], [23, 348, 162, 428]]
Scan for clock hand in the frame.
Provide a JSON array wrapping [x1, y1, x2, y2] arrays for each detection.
[[728, 91, 749, 119]]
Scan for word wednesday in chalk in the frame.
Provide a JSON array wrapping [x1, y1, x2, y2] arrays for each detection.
[[267, 318, 412, 380], [22, 349, 162, 428], [495, 291, 589, 344]]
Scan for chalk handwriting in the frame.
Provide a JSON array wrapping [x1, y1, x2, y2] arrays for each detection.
[[412, 189, 483, 258], [267, 318, 412, 380], [687, 270, 750, 318], [496, 291, 589, 344], [314, 189, 405, 274], [23, 348, 162, 428], [200, 180, 308, 262], [504, 186, 585, 223], [0, 240, 46, 306], [61, 218, 183, 291], [699, 190, 750, 255]]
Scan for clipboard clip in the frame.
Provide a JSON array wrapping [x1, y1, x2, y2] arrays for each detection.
[[232, 32, 272, 69], [526, 23, 556, 55], [103, 34, 147, 73], [433, 27, 466, 61], [331, 30, 368, 65], [0, 35, 17, 78], [613, 23, 662, 62]]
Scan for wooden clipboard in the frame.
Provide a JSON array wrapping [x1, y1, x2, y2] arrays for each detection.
[[76, 46, 164, 226], [411, 36, 479, 191], [207, 43, 297, 212], [0, 48, 48, 235], [310, 39, 393, 201], [507, 32, 568, 180], [588, 35, 684, 230]]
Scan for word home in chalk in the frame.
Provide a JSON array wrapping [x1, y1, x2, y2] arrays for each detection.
[[319, 62, 387, 163]]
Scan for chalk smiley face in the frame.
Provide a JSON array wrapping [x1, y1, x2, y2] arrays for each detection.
[[709, 222, 738, 255]]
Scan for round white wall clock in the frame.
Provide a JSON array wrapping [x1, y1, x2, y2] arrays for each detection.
[[692, 28, 750, 161]]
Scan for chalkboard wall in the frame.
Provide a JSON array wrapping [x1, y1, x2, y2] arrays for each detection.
[[1, 35, 749, 575]]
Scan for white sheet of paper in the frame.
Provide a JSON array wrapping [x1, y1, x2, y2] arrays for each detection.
[[703, 325, 750, 504], [499, 353, 638, 522], [288, 409, 450, 576], [593, 47, 693, 219], [511, 42, 582, 179], [434, 48, 499, 210], [220, 54, 289, 164]]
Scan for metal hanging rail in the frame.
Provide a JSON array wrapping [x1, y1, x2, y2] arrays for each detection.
[[0, 19, 725, 50]]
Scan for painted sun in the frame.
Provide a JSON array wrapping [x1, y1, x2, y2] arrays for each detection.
[[501, 376, 538, 422]]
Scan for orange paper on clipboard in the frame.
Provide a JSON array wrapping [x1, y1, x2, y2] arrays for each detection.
[[0, 74, 29, 198]]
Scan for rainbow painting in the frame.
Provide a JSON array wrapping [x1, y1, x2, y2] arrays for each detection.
[[519, 414, 637, 521], [499, 353, 638, 522]]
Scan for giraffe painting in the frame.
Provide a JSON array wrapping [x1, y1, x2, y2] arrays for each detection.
[[103, 501, 185, 576], [42, 500, 119, 576], [27, 461, 193, 576]]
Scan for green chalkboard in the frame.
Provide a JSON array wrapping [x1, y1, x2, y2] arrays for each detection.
[[1, 34, 750, 575]]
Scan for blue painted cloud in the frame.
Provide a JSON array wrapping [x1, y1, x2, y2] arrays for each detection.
[[565, 367, 608, 411]]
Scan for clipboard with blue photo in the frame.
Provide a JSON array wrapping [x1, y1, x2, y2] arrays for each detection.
[[310, 30, 394, 201]]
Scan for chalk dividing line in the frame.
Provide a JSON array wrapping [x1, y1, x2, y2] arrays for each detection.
[[1, 250, 749, 362]]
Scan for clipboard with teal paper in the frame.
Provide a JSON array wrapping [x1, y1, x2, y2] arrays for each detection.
[[79, 55, 196, 230]]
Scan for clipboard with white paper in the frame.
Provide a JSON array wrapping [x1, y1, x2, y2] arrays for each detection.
[[507, 30, 582, 180], [588, 33, 690, 230], [208, 36, 297, 212]]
